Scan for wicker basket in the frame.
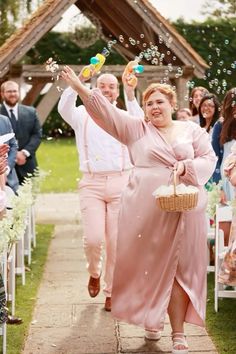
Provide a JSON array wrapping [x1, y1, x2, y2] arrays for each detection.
[[156, 171, 198, 212]]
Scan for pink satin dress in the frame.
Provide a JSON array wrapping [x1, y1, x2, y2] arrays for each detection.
[[84, 89, 217, 331]]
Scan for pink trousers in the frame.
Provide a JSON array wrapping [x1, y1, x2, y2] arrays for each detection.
[[78, 171, 130, 297]]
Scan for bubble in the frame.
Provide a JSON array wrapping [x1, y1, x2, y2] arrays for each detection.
[[172, 56, 176, 61], [58, 128, 63, 134], [167, 50, 171, 55], [225, 39, 229, 45], [227, 70, 232, 75], [125, 43, 129, 48], [129, 37, 136, 45], [119, 35, 124, 42], [138, 234, 142, 238], [140, 34, 144, 38], [46, 137, 53, 141], [231, 63, 236, 69], [143, 43, 147, 48], [28, 76, 32, 81], [151, 58, 158, 65]]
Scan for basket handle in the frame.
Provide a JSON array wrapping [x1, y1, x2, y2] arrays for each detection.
[[173, 170, 177, 195]]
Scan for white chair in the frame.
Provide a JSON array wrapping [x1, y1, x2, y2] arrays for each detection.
[[24, 208, 32, 265], [7, 243, 16, 316], [0, 251, 8, 354], [30, 204, 36, 248], [15, 231, 26, 286], [214, 204, 236, 312], [207, 214, 215, 272]]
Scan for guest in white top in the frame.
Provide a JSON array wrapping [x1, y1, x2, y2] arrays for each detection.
[[58, 73, 132, 312]]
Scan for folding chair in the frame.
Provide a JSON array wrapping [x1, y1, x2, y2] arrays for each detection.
[[0, 251, 7, 354], [214, 204, 236, 312]]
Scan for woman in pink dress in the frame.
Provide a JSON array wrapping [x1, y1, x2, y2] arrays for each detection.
[[61, 66, 216, 354]]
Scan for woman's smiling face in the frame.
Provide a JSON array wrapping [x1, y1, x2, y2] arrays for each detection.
[[144, 90, 173, 127]]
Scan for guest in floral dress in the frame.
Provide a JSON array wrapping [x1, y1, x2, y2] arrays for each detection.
[[218, 142, 236, 286]]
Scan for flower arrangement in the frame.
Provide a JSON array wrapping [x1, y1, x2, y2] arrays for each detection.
[[0, 168, 47, 255], [206, 181, 223, 221]]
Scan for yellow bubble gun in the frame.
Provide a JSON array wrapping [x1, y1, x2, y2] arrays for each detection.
[[81, 48, 110, 79], [123, 61, 144, 87]]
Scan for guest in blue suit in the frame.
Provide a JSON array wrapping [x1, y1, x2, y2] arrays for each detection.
[[0, 81, 42, 184], [0, 114, 19, 193]]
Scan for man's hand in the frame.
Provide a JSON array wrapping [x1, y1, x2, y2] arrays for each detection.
[[16, 151, 27, 166], [122, 60, 139, 101]]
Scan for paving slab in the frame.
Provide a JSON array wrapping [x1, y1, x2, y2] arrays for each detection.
[[22, 193, 218, 354]]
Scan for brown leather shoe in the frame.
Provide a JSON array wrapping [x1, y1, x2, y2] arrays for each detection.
[[88, 276, 100, 297], [7, 315, 23, 325], [104, 297, 111, 312]]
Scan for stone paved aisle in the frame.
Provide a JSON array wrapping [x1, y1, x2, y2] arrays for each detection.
[[22, 193, 218, 354]]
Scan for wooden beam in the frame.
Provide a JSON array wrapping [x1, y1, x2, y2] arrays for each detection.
[[22, 82, 46, 105], [36, 81, 67, 124]]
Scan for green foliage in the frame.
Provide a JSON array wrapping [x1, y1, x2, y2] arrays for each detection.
[[24, 31, 126, 66], [6, 224, 54, 354], [173, 19, 236, 99], [202, 0, 236, 19], [0, 0, 42, 45]]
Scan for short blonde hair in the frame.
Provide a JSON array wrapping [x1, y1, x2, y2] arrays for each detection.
[[142, 83, 177, 109]]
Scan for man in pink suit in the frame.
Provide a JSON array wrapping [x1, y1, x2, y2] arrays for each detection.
[[58, 73, 132, 312]]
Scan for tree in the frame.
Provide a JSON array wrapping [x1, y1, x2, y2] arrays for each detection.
[[202, 0, 236, 19], [0, 0, 42, 45]]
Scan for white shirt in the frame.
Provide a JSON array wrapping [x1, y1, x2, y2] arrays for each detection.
[[3, 102, 19, 120], [124, 94, 145, 119], [58, 87, 132, 173]]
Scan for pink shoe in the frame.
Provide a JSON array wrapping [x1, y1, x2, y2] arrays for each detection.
[[172, 332, 188, 354], [144, 329, 161, 341]]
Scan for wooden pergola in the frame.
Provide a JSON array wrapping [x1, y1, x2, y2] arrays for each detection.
[[0, 0, 208, 124]]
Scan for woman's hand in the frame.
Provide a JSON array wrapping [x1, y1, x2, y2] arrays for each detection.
[[173, 161, 185, 177], [0, 144, 9, 157], [61, 66, 82, 91]]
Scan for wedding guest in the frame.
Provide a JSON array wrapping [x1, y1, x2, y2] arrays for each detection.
[[212, 88, 236, 203], [198, 93, 220, 136], [61, 65, 216, 353], [176, 108, 192, 121], [218, 141, 236, 286], [0, 81, 42, 184], [189, 86, 209, 124], [58, 72, 132, 312]]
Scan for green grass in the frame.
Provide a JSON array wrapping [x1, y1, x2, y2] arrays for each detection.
[[6, 225, 54, 354], [37, 137, 81, 192], [206, 273, 236, 354]]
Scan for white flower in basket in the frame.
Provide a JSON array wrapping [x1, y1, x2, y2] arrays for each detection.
[[153, 171, 199, 212]]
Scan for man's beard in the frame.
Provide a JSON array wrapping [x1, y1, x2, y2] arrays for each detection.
[[4, 98, 18, 107]]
